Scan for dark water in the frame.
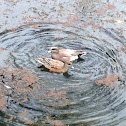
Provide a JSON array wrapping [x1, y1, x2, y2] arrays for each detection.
[[0, 0, 126, 126]]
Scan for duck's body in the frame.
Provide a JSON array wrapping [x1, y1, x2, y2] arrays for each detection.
[[50, 47, 87, 62], [37, 58, 72, 73]]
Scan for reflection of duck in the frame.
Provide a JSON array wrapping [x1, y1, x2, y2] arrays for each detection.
[[49, 47, 87, 62], [37, 58, 72, 73]]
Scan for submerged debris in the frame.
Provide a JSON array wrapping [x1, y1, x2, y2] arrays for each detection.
[[96, 73, 123, 87]]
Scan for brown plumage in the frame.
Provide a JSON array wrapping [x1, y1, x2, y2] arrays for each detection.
[[37, 57, 72, 73], [49, 47, 87, 62]]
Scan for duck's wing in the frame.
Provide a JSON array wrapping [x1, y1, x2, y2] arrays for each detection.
[[37, 58, 64, 69], [59, 49, 75, 56], [60, 49, 86, 56]]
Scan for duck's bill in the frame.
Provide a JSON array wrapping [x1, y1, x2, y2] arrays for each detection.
[[48, 50, 51, 53], [71, 66, 74, 69], [82, 51, 87, 55]]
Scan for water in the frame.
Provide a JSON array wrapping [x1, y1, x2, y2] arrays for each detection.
[[0, 0, 126, 125]]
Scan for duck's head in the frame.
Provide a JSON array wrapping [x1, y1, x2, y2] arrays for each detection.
[[65, 61, 73, 68], [48, 47, 59, 54]]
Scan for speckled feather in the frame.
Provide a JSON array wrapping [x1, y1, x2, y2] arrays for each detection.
[[37, 58, 72, 73]]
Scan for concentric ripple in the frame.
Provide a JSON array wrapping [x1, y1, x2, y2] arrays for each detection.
[[0, 23, 126, 125]]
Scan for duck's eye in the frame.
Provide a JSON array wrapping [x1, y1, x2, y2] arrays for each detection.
[[52, 48, 56, 50]]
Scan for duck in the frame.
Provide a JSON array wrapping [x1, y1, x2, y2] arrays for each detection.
[[37, 57, 72, 73], [49, 47, 87, 62]]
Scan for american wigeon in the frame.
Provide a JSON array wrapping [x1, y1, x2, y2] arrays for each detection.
[[49, 47, 87, 62], [37, 57, 72, 73]]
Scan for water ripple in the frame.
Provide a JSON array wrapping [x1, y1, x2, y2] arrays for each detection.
[[0, 23, 126, 125]]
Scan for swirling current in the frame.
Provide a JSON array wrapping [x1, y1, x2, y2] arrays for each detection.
[[0, 23, 126, 126], [0, 0, 126, 125]]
